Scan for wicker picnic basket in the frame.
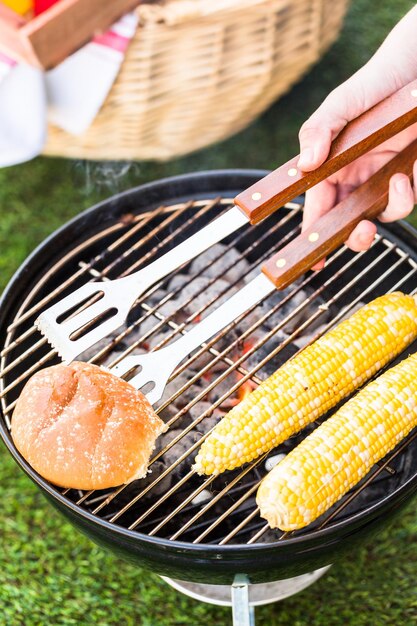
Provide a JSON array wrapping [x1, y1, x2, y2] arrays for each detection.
[[43, 0, 350, 161]]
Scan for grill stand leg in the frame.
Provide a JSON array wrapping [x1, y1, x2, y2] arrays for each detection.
[[232, 575, 255, 626], [161, 565, 331, 620]]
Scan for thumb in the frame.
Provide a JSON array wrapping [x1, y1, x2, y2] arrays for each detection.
[[297, 63, 400, 172]]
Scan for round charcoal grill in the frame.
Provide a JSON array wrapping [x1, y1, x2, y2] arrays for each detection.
[[1, 171, 417, 613]]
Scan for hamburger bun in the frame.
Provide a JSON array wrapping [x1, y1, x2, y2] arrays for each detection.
[[11, 361, 166, 490]]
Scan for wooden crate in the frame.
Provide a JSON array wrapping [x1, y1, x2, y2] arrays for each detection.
[[0, 0, 141, 69]]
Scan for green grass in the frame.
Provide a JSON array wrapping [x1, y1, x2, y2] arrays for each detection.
[[1, 0, 417, 624]]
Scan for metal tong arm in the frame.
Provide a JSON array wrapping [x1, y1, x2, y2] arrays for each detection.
[[118, 205, 247, 293], [122, 142, 416, 396], [125, 274, 274, 392], [236, 80, 417, 224]]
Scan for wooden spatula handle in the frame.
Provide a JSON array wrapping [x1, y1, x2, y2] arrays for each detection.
[[262, 139, 417, 289], [236, 80, 417, 224]]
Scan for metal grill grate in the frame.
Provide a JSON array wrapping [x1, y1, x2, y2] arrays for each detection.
[[1, 195, 417, 547]]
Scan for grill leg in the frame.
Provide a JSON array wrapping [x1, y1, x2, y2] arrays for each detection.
[[231, 575, 255, 626]]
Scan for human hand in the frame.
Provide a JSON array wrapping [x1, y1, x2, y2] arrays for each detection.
[[298, 5, 417, 266]]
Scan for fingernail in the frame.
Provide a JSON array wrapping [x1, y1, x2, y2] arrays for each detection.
[[394, 177, 409, 195], [297, 147, 314, 170]]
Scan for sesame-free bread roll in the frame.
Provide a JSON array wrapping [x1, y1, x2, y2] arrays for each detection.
[[11, 361, 166, 490]]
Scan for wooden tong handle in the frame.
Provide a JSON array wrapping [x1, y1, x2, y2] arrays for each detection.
[[236, 80, 417, 224], [262, 139, 417, 289]]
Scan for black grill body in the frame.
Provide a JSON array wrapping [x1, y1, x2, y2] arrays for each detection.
[[1, 170, 416, 584]]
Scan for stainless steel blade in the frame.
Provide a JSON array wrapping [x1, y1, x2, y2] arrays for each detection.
[[35, 205, 248, 363], [111, 273, 274, 405]]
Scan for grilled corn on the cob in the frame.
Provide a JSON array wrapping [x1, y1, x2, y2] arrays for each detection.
[[256, 352, 417, 530], [193, 292, 417, 476]]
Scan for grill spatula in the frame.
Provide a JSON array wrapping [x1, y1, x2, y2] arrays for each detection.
[[36, 81, 417, 363], [111, 140, 417, 405]]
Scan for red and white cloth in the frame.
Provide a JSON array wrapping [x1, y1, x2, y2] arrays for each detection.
[[0, 12, 138, 166], [46, 12, 138, 135]]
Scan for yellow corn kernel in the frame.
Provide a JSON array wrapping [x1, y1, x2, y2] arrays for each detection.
[[256, 352, 417, 531], [193, 292, 417, 475]]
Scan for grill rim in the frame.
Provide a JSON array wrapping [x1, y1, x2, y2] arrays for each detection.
[[1, 169, 417, 575]]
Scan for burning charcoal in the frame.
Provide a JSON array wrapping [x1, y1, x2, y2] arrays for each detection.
[[133, 313, 163, 340], [297, 300, 332, 334], [290, 299, 357, 348], [194, 413, 221, 436], [189, 350, 218, 372], [222, 257, 249, 284], [157, 402, 179, 424], [168, 273, 191, 292], [126, 302, 149, 327], [146, 288, 167, 306], [118, 326, 157, 355], [189, 335, 241, 371], [188, 401, 213, 423], [146, 331, 169, 350], [233, 308, 265, 334], [336, 301, 365, 323], [245, 334, 299, 379], [231, 327, 263, 355], [157, 299, 183, 320], [242, 265, 262, 285], [292, 323, 329, 350], [259, 289, 307, 333], [126, 298, 180, 331], [165, 411, 191, 432], [174, 276, 211, 306], [190, 243, 227, 273], [261, 288, 331, 335], [125, 461, 172, 498], [79, 332, 129, 365], [158, 429, 201, 478], [184, 278, 235, 317], [129, 297, 185, 326], [162, 374, 205, 409], [210, 375, 241, 407], [190, 244, 249, 283], [217, 330, 241, 356]]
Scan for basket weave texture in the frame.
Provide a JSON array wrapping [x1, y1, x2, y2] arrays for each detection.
[[43, 0, 350, 161]]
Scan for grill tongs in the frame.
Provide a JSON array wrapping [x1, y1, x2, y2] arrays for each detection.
[[112, 139, 417, 404], [36, 81, 417, 362]]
